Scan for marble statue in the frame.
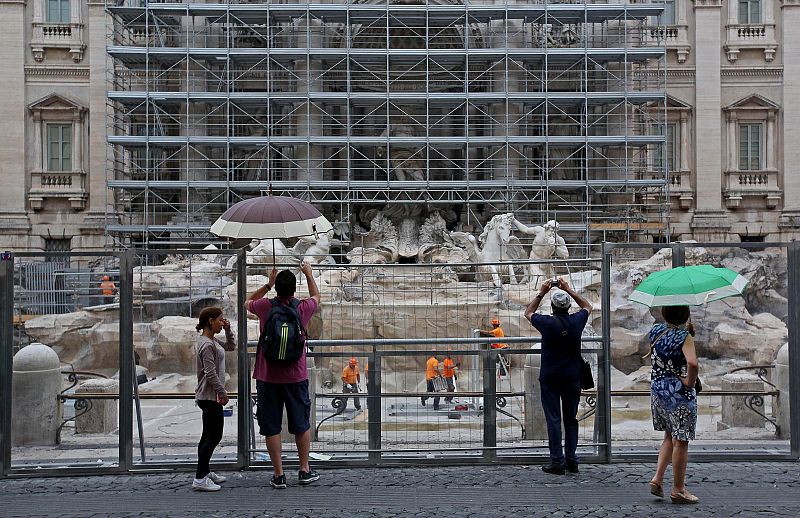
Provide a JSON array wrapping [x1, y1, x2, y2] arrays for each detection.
[[378, 117, 426, 181], [451, 213, 526, 287], [512, 218, 569, 283]]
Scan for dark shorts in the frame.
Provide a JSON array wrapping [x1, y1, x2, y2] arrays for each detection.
[[255, 380, 311, 437]]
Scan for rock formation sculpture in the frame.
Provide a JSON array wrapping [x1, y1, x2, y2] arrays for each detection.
[[347, 212, 399, 264]]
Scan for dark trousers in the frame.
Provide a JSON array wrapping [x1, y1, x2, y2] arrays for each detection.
[[196, 399, 224, 479], [444, 376, 455, 403], [422, 379, 440, 409], [342, 382, 361, 410], [540, 377, 581, 466]]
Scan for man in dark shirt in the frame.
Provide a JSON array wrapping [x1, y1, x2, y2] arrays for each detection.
[[525, 277, 592, 475]]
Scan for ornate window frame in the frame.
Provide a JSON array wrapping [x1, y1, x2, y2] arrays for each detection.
[[28, 94, 87, 211], [723, 95, 781, 209], [30, 0, 85, 62], [724, 0, 777, 62]]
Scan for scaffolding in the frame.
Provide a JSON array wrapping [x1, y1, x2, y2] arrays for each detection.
[[105, 0, 668, 251]]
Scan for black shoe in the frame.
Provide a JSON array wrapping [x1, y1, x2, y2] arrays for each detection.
[[565, 461, 579, 474], [298, 470, 320, 485], [541, 464, 565, 475], [421, 398, 426, 406], [433, 406, 440, 411], [355, 406, 362, 411], [270, 474, 287, 489]]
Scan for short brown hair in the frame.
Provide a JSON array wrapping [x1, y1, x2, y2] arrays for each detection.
[[196, 307, 223, 332]]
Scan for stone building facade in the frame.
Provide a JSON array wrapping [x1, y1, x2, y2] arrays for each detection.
[[658, 0, 800, 242], [1, 0, 800, 251], [0, 0, 107, 252]]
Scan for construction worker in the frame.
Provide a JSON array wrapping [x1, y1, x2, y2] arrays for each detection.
[[442, 355, 459, 403], [480, 318, 509, 376], [100, 275, 116, 304], [421, 354, 441, 410], [341, 357, 361, 411]]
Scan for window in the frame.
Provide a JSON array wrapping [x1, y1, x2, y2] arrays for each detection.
[[653, 123, 677, 172], [44, 238, 71, 263], [739, 123, 762, 170], [47, 124, 72, 171], [739, 0, 762, 24], [47, 0, 70, 23], [660, 0, 676, 25]]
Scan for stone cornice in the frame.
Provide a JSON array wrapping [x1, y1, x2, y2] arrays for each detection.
[[25, 65, 90, 80], [782, 0, 800, 8], [693, 0, 723, 8], [0, 0, 26, 4], [721, 66, 784, 77]]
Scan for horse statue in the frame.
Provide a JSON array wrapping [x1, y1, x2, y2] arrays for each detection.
[[450, 213, 527, 287]]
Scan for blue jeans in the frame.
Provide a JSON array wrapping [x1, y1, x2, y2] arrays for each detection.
[[540, 377, 581, 466]]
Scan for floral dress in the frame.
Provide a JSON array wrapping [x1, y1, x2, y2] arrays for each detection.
[[649, 323, 697, 441]]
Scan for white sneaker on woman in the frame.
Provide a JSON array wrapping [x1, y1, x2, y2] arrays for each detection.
[[208, 472, 227, 484], [192, 476, 221, 491]]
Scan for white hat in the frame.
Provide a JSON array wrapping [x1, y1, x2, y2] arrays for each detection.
[[551, 290, 572, 310]]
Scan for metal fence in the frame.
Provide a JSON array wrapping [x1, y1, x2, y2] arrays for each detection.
[[1, 243, 797, 478]]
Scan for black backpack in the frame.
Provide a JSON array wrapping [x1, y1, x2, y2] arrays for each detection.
[[258, 298, 306, 363]]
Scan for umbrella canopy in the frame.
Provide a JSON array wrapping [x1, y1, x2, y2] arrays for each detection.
[[210, 195, 332, 240], [629, 265, 749, 307]]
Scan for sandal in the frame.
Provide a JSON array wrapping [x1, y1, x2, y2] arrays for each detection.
[[670, 489, 699, 504], [649, 481, 664, 498]]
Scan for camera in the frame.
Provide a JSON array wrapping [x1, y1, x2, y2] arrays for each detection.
[[550, 277, 561, 288]]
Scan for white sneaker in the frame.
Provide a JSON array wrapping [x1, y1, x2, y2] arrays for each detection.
[[192, 476, 221, 492], [207, 471, 227, 484]]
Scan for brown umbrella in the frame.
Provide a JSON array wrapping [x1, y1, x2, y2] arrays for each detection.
[[210, 195, 333, 262]]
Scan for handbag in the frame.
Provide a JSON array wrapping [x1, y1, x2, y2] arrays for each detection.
[[580, 357, 594, 390], [694, 377, 702, 394]]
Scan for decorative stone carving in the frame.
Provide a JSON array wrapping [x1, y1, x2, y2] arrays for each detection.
[[347, 213, 399, 264], [378, 117, 426, 181], [417, 211, 470, 264]]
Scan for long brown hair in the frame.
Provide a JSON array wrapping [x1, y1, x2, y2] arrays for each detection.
[[196, 307, 223, 332]]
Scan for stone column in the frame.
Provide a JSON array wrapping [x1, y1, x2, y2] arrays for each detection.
[[79, 1, 112, 245], [523, 353, 546, 440], [781, 0, 800, 230], [679, 112, 689, 172], [717, 372, 765, 430], [72, 113, 83, 172], [0, 0, 31, 245], [33, 114, 43, 171], [12, 344, 63, 446], [726, 112, 737, 171], [690, 0, 729, 238], [767, 112, 776, 170], [294, 58, 324, 182]]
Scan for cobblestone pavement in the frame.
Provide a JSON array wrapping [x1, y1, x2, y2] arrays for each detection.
[[1, 462, 799, 517]]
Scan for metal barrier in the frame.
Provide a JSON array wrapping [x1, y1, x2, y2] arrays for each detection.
[[1, 244, 798, 478]]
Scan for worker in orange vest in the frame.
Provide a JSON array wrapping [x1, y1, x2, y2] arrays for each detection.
[[341, 357, 361, 411], [480, 318, 509, 376], [442, 355, 459, 403], [100, 275, 116, 304], [421, 354, 441, 410]]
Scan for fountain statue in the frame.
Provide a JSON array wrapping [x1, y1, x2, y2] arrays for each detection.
[[451, 213, 527, 287], [511, 218, 569, 283]]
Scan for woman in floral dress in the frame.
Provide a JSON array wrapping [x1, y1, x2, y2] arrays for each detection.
[[647, 305, 700, 504]]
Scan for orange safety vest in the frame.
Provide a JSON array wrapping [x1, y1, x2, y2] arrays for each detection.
[[342, 365, 359, 385], [100, 281, 116, 296], [490, 327, 508, 349], [442, 358, 456, 378], [425, 357, 440, 381]]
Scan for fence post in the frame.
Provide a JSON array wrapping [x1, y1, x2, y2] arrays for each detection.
[[599, 242, 613, 463], [236, 248, 249, 469], [787, 241, 800, 459], [482, 349, 497, 460], [672, 242, 686, 268], [118, 249, 134, 471], [367, 344, 382, 463], [0, 253, 13, 476]]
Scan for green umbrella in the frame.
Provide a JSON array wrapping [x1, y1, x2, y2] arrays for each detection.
[[629, 265, 749, 307]]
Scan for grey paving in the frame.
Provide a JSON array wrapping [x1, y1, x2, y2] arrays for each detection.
[[1, 462, 799, 517]]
